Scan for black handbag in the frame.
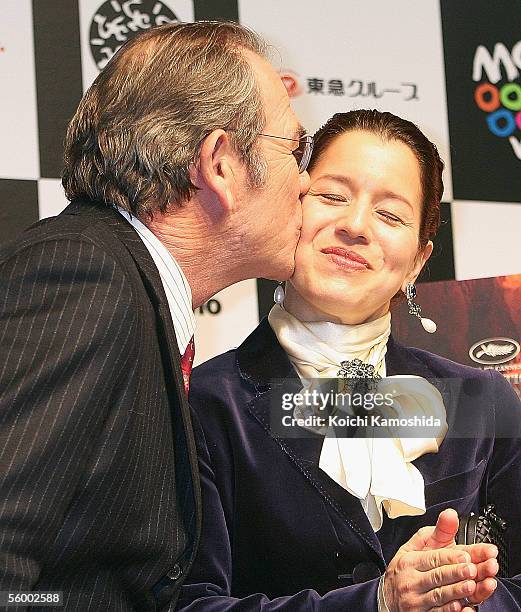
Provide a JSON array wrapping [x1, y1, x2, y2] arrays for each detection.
[[456, 504, 509, 577]]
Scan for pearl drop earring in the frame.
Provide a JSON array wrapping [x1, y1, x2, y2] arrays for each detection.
[[273, 282, 285, 305], [405, 282, 437, 333]]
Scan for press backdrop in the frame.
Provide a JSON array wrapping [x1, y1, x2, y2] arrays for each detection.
[[1, 0, 520, 365]]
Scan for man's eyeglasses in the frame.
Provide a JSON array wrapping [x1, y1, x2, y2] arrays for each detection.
[[258, 133, 314, 173]]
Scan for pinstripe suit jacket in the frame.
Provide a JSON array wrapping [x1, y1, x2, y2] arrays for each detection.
[[0, 200, 201, 611]]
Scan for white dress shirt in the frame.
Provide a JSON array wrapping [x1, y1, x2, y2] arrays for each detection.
[[117, 208, 195, 355]]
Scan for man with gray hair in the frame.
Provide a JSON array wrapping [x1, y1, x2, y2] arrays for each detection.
[[0, 21, 311, 610]]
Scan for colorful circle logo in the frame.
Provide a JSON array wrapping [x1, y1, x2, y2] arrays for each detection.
[[475, 80, 521, 138]]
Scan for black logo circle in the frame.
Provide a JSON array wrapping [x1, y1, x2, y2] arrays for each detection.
[[89, 0, 178, 71]]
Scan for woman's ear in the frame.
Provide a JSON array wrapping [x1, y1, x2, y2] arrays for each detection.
[[402, 240, 434, 292], [190, 129, 239, 213]]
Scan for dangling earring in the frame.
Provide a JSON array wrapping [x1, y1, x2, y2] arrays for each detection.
[[273, 281, 285, 305], [405, 282, 437, 333]]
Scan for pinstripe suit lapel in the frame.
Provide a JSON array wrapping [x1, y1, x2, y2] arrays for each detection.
[[105, 203, 202, 575], [65, 198, 192, 412], [94, 203, 202, 544], [64, 199, 183, 339], [63, 199, 202, 563]]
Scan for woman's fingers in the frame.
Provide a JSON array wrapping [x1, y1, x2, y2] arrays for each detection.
[[405, 548, 471, 572], [430, 601, 464, 612], [417, 562, 476, 592], [422, 577, 476, 609], [453, 543, 498, 563], [417, 554, 498, 589], [474, 558, 499, 582], [464, 576, 498, 605]]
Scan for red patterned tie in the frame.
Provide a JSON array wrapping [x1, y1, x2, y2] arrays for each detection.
[[180, 336, 195, 395]]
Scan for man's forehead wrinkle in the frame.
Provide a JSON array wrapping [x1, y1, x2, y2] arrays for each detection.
[[246, 54, 288, 130]]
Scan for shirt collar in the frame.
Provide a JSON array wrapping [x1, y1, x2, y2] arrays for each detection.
[[117, 207, 196, 354]]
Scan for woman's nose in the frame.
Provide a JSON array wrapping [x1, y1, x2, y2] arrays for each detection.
[[335, 201, 371, 242]]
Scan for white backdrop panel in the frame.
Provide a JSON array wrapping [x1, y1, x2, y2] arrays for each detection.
[[239, 0, 453, 201], [194, 279, 259, 366], [38, 178, 68, 220], [0, 0, 39, 180], [452, 200, 521, 281]]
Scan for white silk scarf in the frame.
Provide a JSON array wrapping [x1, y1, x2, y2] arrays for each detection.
[[268, 305, 447, 531]]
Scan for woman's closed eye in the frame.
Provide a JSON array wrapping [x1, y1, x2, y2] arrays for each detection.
[[377, 210, 415, 228], [313, 192, 349, 204], [377, 210, 404, 224]]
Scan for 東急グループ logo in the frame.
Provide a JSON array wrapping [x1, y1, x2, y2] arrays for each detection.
[[473, 40, 521, 159]]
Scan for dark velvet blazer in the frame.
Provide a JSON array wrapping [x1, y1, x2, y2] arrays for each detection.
[[177, 318, 521, 610], [0, 200, 200, 611]]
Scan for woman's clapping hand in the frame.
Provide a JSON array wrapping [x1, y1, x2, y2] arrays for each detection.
[[383, 509, 499, 611]]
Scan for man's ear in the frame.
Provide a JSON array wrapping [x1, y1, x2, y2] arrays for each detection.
[[190, 129, 240, 213], [402, 240, 434, 292]]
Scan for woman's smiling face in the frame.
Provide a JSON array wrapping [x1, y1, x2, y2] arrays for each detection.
[[284, 130, 433, 324]]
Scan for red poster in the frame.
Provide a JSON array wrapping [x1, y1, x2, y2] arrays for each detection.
[[393, 275, 521, 398]]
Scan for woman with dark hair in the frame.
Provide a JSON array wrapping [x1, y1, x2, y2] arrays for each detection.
[[176, 110, 521, 611]]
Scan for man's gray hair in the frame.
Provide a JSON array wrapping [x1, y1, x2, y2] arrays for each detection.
[[62, 21, 269, 218]]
